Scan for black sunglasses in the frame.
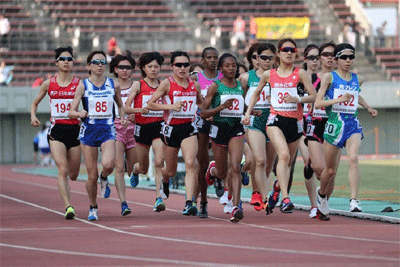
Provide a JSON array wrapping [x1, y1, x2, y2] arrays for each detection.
[[321, 52, 334, 58], [91, 59, 107, 65], [57, 56, 74, 62], [306, 55, 320, 61], [259, 55, 274, 61], [174, 62, 190, 68], [252, 55, 258, 60], [280, 47, 297, 53], [116, 65, 133, 70], [338, 55, 355, 60]]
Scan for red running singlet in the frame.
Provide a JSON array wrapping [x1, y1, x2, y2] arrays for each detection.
[[134, 79, 164, 125]]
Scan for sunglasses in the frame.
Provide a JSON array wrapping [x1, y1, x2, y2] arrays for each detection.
[[252, 55, 258, 60], [306, 55, 320, 61], [173, 62, 190, 68], [57, 56, 73, 62], [116, 65, 133, 70], [280, 47, 297, 53], [338, 55, 355, 60], [259, 55, 274, 61], [91, 59, 107, 65], [320, 52, 334, 58]]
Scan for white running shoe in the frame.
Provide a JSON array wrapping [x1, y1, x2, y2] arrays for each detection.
[[100, 177, 111, 198], [219, 191, 229, 205], [309, 207, 318, 218], [88, 208, 98, 221], [224, 200, 233, 214], [350, 199, 362, 212], [316, 186, 329, 215]]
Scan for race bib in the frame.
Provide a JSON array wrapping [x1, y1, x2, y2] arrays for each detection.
[[162, 124, 173, 138], [50, 99, 72, 119], [297, 120, 303, 133], [209, 124, 218, 138], [332, 89, 358, 114], [220, 94, 244, 117], [245, 85, 270, 108], [324, 121, 337, 136], [306, 124, 315, 137], [270, 87, 298, 111], [195, 114, 204, 128], [142, 95, 163, 117], [88, 97, 113, 119], [134, 125, 141, 136], [313, 107, 327, 118], [171, 96, 197, 118]]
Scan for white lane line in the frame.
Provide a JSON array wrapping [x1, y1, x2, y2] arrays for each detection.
[[1, 193, 399, 263], [0, 243, 230, 266], [2, 176, 398, 245]]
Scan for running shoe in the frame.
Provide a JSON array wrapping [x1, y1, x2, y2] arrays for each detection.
[[280, 197, 294, 213], [240, 162, 250, 186], [250, 191, 263, 211], [316, 186, 329, 215], [316, 209, 331, 221], [182, 201, 198, 216], [88, 208, 98, 221], [130, 172, 139, 188], [230, 205, 244, 223], [160, 180, 170, 199], [219, 190, 229, 205], [65, 206, 75, 220], [267, 179, 281, 210], [199, 202, 208, 218], [121, 202, 131, 216], [303, 160, 314, 180], [214, 178, 224, 197], [205, 161, 216, 185], [193, 201, 199, 216], [224, 200, 233, 214], [100, 175, 111, 198], [153, 197, 166, 212], [309, 207, 318, 219], [350, 199, 362, 212]]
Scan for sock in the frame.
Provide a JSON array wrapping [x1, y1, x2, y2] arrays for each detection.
[[318, 191, 326, 199], [90, 205, 98, 209], [185, 200, 193, 207], [100, 172, 107, 181]]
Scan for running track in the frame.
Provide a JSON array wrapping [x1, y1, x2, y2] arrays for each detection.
[[1, 165, 399, 266]]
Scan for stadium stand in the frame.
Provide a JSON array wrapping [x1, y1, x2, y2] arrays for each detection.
[[373, 47, 400, 81]]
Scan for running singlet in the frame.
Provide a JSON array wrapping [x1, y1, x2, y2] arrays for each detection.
[[211, 80, 244, 125], [269, 68, 303, 121], [134, 79, 164, 125], [48, 76, 80, 125], [324, 71, 360, 118], [197, 70, 223, 97], [163, 77, 197, 125], [244, 69, 270, 108], [82, 77, 115, 125], [114, 81, 133, 119]]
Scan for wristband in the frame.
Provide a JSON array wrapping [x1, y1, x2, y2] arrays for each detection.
[[295, 95, 302, 103]]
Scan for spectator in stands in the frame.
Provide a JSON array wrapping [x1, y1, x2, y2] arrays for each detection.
[[0, 59, 13, 86], [249, 16, 258, 44], [107, 36, 121, 58], [0, 14, 10, 52], [376, 21, 387, 48], [233, 16, 246, 44]]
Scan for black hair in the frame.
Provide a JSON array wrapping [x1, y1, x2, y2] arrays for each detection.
[[319, 41, 336, 55], [54, 46, 73, 60], [109, 50, 136, 78], [86, 50, 107, 75], [138, 52, 165, 78], [334, 43, 355, 58], [201, 47, 218, 58], [238, 62, 248, 74], [86, 50, 107, 65], [170, 51, 190, 65], [189, 62, 205, 74], [218, 53, 239, 78], [303, 44, 319, 70], [246, 43, 260, 70], [257, 42, 276, 55]]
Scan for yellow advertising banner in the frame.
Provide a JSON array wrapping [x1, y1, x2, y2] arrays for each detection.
[[255, 17, 310, 40]]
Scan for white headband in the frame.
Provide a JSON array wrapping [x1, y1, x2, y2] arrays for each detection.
[[336, 48, 355, 58]]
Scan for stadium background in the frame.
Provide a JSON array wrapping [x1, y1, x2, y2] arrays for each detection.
[[0, 0, 399, 163]]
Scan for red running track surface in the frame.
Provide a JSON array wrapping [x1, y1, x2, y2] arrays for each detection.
[[1, 165, 399, 266]]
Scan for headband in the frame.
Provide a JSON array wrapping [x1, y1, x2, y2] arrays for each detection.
[[336, 48, 355, 58]]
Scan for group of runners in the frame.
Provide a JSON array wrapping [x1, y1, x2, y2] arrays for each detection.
[[30, 38, 377, 223]]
